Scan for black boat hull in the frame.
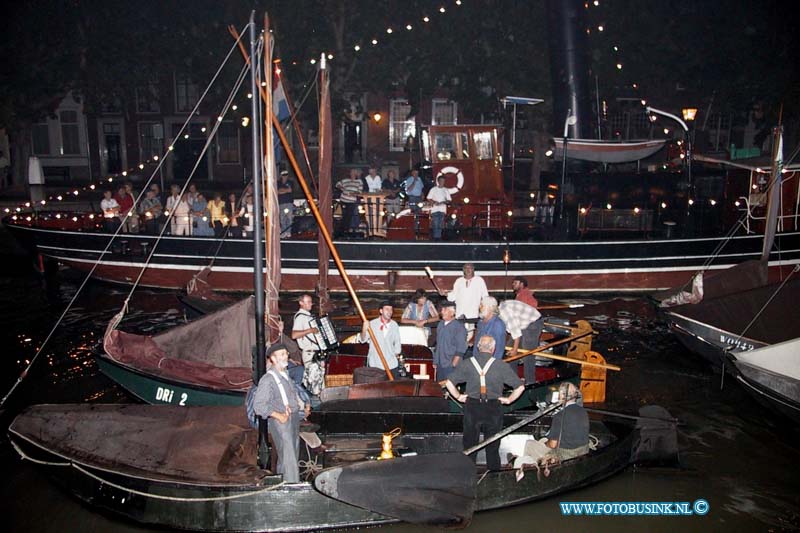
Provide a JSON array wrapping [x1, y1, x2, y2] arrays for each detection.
[[9, 405, 637, 532], [7, 221, 800, 293]]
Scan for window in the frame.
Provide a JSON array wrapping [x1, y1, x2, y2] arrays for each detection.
[[433, 132, 469, 161], [60, 110, 81, 155], [473, 131, 495, 160], [31, 123, 51, 155], [175, 74, 199, 113], [389, 99, 415, 152], [217, 121, 240, 164], [432, 99, 457, 125], [138, 122, 163, 160], [135, 83, 160, 114]]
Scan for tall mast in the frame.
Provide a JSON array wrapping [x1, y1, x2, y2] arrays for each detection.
[[317, 54, 333, 313], [248, 11, 268, 468]]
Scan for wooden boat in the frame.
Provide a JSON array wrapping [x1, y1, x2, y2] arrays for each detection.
[[9, 219, 800, 293], [553, 138, 667, 164], [8, 402, 654, 531], [663, 279, 800, 371], [730, 337, 800, 423], [662, 128, 800, 372], [97, 293, 595, 411]]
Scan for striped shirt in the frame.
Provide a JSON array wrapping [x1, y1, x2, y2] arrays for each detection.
[[337, 177, 363, 203], [498, 300, 541, 340]]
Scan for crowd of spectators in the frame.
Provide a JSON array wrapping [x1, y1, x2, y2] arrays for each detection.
[[98, 165, 437, 238]]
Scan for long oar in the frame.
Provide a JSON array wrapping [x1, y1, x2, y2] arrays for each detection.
[[504, 346, 621, 371], [229, 30, 394, 381], [503, 329, 595, 363], [463, 401, 562, 456]]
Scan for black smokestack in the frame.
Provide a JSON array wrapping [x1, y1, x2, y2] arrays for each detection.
[[546, 0, 593, 139]]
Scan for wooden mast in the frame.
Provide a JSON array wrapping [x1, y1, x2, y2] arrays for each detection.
[[317, 55, 333, 314], [263, 13, 281, 342], [229, 30, 395, 381]]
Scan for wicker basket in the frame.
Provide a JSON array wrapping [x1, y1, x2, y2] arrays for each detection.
[[325, 374, 353, 387]]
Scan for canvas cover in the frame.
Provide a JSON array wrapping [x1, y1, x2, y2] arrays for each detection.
[[103, 297, 257, 390], [10, 404, 267, 485], [657, 260, 768, 307], [669, 279, 800, 345]]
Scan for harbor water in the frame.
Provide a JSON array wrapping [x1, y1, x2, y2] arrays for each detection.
[[0, 233, 798, 532]]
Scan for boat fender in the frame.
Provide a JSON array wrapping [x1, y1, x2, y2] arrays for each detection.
[[435, 166, 464, 193]]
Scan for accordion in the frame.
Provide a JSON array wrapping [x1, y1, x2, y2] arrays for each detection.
[[309, 314, 339, 352]]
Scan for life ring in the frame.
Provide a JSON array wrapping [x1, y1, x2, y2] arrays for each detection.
[[436, 166, 464, 194]]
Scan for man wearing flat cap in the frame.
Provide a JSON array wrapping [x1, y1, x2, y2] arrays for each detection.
[[359, 301, 404, 378], [433, 300, 468, 381], [277, 169, 294, 238], [253, 343, 310, 482]]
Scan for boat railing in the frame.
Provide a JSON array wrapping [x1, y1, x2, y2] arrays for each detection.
[[738, 194, 800, 235]]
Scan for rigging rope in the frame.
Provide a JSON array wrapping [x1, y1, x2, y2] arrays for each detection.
[[731, 263, 799, 345], [118, 48, 252, 318], [0, 24, 251, 408]]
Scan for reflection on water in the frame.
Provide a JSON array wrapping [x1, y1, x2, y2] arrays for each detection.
[[0, 266, 798, 532]]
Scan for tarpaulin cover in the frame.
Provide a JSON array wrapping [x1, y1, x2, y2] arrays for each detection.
[[657, 260, 768, 307], [10, 404, 267, 485], [103, 297, 257, 391], [669, 278, 800, 344]]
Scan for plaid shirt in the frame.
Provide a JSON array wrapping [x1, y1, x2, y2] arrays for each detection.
[[498, 300, 541, 340]]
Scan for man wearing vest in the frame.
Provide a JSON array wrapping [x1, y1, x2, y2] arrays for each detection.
[[445, 335, 525, 471], [253, 343, 310, 483]]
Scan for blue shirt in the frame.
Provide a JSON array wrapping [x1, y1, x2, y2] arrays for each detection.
[[434, 319, 468, 369], [403, 175, 424, 197], [474, 315, 507, 359]]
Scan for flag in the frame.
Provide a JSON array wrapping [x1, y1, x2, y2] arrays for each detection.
[[273, 72, 291, 122]]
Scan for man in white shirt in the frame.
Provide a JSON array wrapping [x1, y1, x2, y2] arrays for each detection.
[[360, 302, 404, 378], [100, 189, 120, 232], [364, 166, 383, 193], [426, 175, 453, 240], [439, 263, 488, 324], [172, 193, 193, 236], [164, 185, 181, 235], [291, 293, 325, 396]]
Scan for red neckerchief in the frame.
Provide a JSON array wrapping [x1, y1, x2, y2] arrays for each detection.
[[379, 317, 390, 330]]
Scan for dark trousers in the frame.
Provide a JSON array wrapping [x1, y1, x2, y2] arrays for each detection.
[[213, 221, 225, 238], [463, 398, 503, 471], [143, 218, 159, 235], [521, 317, 544, 384]]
